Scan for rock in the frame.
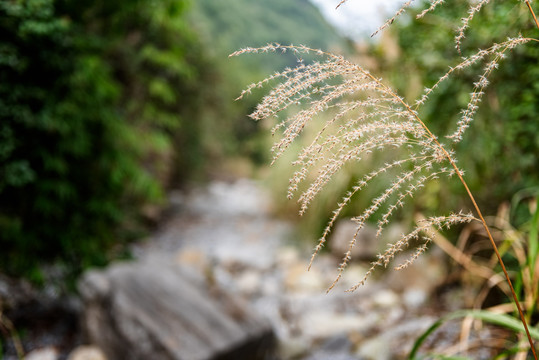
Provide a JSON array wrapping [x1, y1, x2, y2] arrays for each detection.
[[275, 246, 301, 268], [189, 179, 272, 217], [302, 334, 357, 360], [330, 220, 379, 261], [356, 335, 391, 360], [371, 289, 399, 308], [335, 263, 375, 292], [385, 247, 447, 296], [235, 270, 263, 296], [277, 336, 310, 359], [284, 263, 327, 293], [305, 353, 359, 360], [67, 345, 107, 360], [0, 273, 37, 310], [78, 259, 275, 360], [175, 248, 210, 275], [25, 347, 58, 360], [403, 288, 428, 309], [300, 311, 379, 339], [318, 334, 353, 353]]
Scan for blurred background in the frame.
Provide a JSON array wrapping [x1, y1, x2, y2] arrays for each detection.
[[1, 0, 539, 359]]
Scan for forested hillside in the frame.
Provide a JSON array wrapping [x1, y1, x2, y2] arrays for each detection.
[[186, 0, 352, 166], [189, 0, 349, 58]]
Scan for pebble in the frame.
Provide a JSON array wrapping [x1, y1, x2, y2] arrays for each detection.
[[25, 347, 58, 360], [330, 220, 379, 261], [300, 311, 378, 339], [235, 270, 262, 296], [356, 336, 391, 360], [372, 289, 399, 308], [284, 263, 326, 293], [278, 336, 310, 359], [403, 288, 428, 309], [67, 345, 107, 360]]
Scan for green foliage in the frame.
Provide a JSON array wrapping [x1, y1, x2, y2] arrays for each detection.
[[387, 0, 539, 214], [0, 0, 211, 282]]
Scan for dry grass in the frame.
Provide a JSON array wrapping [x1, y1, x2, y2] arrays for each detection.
[[230, 35, 528, 290]]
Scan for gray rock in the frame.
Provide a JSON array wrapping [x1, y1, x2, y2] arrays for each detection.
[[0, 273, 36, 309], [79, 260, 275, 360], [300, 311, 379, 339], [330, 220, 379, 261], [385, 247, 447, 296]]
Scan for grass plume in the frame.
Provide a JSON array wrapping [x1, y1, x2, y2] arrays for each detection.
[[232, 0, 539, 356]]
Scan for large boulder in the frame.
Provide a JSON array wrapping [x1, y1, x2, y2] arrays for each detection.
[[78, 259, 275, 360]]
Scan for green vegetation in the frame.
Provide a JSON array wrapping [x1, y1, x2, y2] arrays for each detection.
[[187, 0, 354, 165], [190, 0, 350, 71], [385, 0, 539, 215], [236, 0, 539, 356], [0, 0, 216, 282], [0, 0, 349, 284]]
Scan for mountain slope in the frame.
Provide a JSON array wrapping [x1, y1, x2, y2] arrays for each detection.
[[189, 0, 351, 71]]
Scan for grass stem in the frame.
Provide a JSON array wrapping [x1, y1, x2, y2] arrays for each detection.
[[358, 68, 538, 359], [525, 0, 539, 30]]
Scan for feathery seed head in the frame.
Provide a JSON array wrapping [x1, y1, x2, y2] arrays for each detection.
[[234, 14, 531, 289]]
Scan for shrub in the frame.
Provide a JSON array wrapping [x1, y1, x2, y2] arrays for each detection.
[[0, 0, 209, 282]]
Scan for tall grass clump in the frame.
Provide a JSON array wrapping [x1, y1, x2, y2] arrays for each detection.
[[232, 0, 539, 357]]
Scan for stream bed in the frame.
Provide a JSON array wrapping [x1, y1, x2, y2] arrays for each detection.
[[5, 178, 501, 360], [131, 178, 488, 360]]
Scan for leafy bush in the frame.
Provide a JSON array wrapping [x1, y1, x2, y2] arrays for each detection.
[[0, 0, 211, 282]]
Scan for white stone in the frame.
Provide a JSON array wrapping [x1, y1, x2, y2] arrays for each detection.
[[356, 336, 391, 360], [25, 347, 58, 360], [284, 263, 326, 293], [275, 246, 300, 267], [330, 220, 379, 261], [67, 345, 107, 360], [372, 289, 400, 308], [403, 288, 428, 309], [339, 264, 369, 289], [236, 270, 262, 296], [300, 311, 379, 339], [277, 337, 310, 359]]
